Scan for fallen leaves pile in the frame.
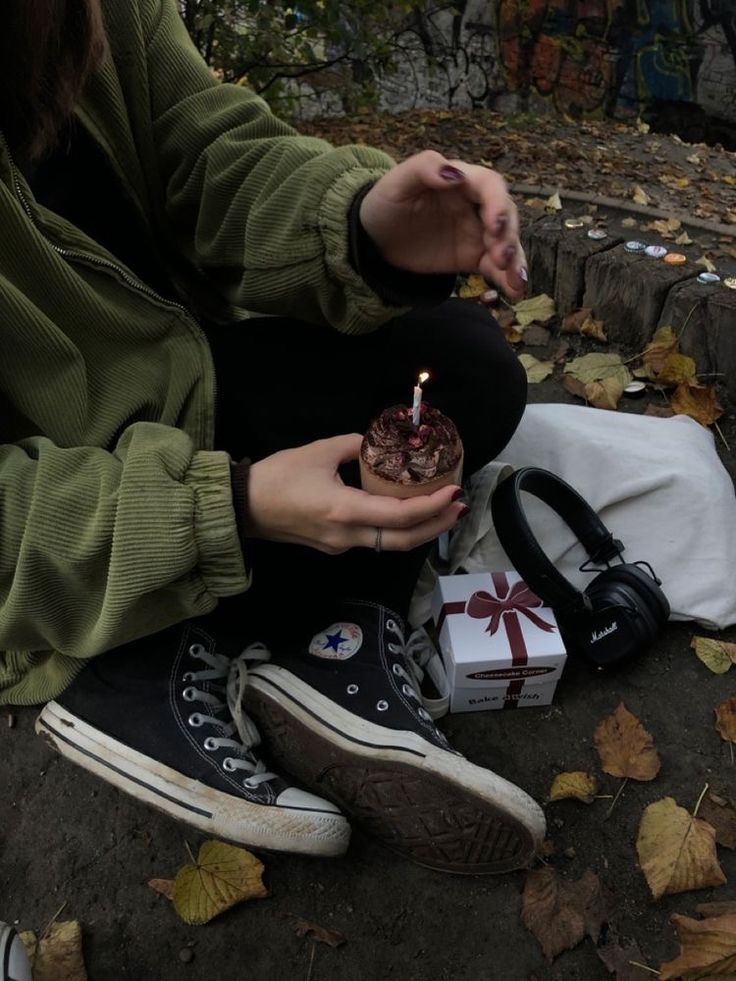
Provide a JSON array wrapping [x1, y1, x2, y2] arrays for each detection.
[[529, 685, 736, 978]]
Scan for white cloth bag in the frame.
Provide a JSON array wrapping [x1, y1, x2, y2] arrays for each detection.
[[410, 404, 736, 631]]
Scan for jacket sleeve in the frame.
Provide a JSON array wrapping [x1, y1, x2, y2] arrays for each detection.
[[140, 0, 404, 333], [0, 422, 249, 705]]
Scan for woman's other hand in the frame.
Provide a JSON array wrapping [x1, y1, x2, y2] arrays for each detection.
[[359, 150, 527, 299]]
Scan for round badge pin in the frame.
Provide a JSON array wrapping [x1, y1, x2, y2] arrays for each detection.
[[645, 245, 668, 259], [624, 240, 646, 253], [564, 217, 585, 229], [664, 253, 687, 265], [723, 277, 736, 290], [623, 381, 647, 398], [697, 272, 721, 284], [588, 228, 608, 240]]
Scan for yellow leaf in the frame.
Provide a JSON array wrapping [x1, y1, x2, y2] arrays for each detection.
[[670, 383, 723, 427], [513, 293, 556, 327], [34, 921, 88, 981], [519, 353, 554, 383], [503, 324, 524, 344], [660, 912, 736, 979], [636, 118, 650, 134], [593, 702, 661, 781], [715, 697, 736, 743], [636, 797, 726, 900], [655, 352, 697, 386], [675, 231, 693, 246], [643, 325, 679, 377], [691, 636, 736, 675], [564, 353, 632, 388], [457, 274, 488, 299], [173, 841, 268, 926], [546, 191, 562, 211], [548, 771, 598, 804], [622, 217, 638, 228], [723, 174, 736, 186], [696, 255, 717, 273], [633, 185, 650, 205], [19, 931, 38, 969], [687, 153, 702, 165]]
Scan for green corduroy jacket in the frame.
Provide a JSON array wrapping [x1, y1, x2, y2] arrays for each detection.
[[0, 0, 400, 705]]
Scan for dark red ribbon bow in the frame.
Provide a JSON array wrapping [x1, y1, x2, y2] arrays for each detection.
[[466, 581, 556, 636]]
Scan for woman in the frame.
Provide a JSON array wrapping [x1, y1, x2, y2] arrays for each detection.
[[1, 0, 544, 874]]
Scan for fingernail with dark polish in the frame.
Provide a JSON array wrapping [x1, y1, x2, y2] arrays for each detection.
[[439, 165, 465, 182], [493, 214, 509, 236], [458, 505, 471, 519], [451, 488, 464, 502], [519, 265, 529, 283], [504, 244, 517, 261]]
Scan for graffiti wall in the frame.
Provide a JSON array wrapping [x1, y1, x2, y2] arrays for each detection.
[[294, 0, 736, 132]]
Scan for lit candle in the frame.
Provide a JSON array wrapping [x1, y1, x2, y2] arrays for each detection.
[[412, 371, 430, 426]]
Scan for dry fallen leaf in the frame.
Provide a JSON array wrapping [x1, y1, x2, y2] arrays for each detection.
[[521, 867, 605, 962], [687, 153, 702, 165], [519, 353, 554, 383], [593, 702, 661, 781], [19, 931, 38, 970], [172, 841, 268, 926], [564, 353, 632, 389], [714, 697, 736, 743], [698, 791, 736, 849], [636, 797, 726, 900], [513, 293, 556, 327], [596, 932, 653, 981], [654, 352, 698, 386], [670, 382, 723, 427], [696, 255, 717, 273], [549, 771, 598, 804], [34, 921, 88, 981], [286, 916, 346, 948], [546, 191, 562, 211], [457, 274, 488, 299], [633, 185, 650, 205], [697, 901, 736, 918], [642, 325, 679, 377], [644, 218, 681, 238], [659, 912, 736, 979], [585, 377, 624, 411], [148, 878, 176, 901], [561, 308, 607, 342], [674, 230, 693, 246], [622, 217, 638, 228], [691, 636, 736, 675]]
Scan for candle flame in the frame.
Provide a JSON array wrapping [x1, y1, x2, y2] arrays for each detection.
[[418, 371, 430, 386]]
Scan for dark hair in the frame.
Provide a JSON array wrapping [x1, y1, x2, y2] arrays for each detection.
[[0, 0, 107, 163]]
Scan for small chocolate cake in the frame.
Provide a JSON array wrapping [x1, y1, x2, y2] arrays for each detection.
[[360, 403, 464, 498]]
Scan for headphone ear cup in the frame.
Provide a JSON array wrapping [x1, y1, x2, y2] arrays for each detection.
[[589, 565, 670, 629]]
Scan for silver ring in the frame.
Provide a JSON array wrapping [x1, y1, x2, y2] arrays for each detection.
[[374, 527, 383, 553]]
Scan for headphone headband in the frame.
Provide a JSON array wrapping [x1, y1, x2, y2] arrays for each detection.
[[490, 467, 624, 610]]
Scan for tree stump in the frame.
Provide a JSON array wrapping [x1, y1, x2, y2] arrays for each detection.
[[554, 231, 623, 316], [583, 246, 698, 349], [659, 281, 736, 401], [521, 216, 561, 298]]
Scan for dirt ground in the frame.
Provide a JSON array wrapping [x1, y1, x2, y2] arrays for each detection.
[[2, 114, 736, 981], [2, 353, 735, 980]]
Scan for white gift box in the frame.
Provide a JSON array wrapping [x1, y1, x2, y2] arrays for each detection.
[[430, 571, 567, 713]]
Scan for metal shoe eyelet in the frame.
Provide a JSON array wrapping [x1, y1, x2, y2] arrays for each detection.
[[418, 708, 431, 721], [222, 758, 236, 772], [386, 619, 397, 632], [392, 664, 403, 676], [243, 777, 259, 789], [346, 684, 359, 695], [387, 643, 399, 654], [182, 687, 197, 701], [182, 671, 195, 682], [189, 643, 206, 657], [204, 737, 218, 751], [376, 700, 389, 711], [401, 684, 414, 697], [188, 713, 204, 727]]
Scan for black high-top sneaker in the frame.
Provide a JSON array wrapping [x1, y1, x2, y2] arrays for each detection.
[[0, 923, 32, 981], [35, 622, 349, 857], [244, 601, 546, 874]]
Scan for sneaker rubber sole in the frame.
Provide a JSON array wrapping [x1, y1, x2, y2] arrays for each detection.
[[36, 700, 350, 858], [246, 665, 546, 874]]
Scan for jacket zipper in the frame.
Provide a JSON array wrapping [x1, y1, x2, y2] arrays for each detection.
[[1, 132, 217, 448]]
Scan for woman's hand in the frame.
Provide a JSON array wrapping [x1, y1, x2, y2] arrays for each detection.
[[244, 434, 466, 554], [359, 150, 527, 299]]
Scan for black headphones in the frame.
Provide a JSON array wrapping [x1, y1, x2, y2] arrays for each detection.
[[490, 467, 670, 669]]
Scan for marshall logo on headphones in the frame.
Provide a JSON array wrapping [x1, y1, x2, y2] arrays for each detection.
[[465, 666, 556, 681], [590, 622, 619, 644]]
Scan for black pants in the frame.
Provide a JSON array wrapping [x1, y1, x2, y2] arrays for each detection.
[[208, 298, 526, 634]]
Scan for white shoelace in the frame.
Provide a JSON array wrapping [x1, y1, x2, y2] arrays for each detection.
[[185, 642, 274, 788], [386, 620, 450, 721]]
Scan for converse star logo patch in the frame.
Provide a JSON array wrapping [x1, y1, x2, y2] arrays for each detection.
[[309, 622, 363, 660]]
